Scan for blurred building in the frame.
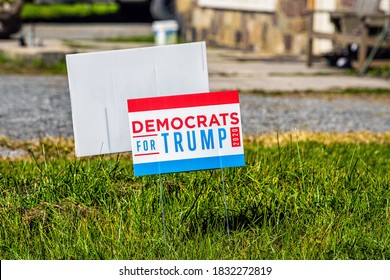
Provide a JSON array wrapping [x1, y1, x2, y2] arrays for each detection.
[[176, 0, 390, 56]]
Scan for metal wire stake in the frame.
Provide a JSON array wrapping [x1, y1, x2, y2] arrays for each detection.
[[104, 107, 113, 171], [159, 174, 168, 251], [221, 168, 231, 241]]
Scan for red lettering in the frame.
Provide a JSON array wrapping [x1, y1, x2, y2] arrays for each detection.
[[219, 113, 229, 125], [209, 114, 221, 126], [230, 112, 239, 125], [185, 116, 195, 129], [197, 115, 207, 128], [156, 118, 169, 131], [230, 127, 241, 147], [132, 121, 143, 133], [171, 117, 184, 130], [132, 110, 240, 134], [145, 119, 155, 132]]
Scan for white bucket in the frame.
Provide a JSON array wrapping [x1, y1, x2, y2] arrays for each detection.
[[152, 20, 179, 45]]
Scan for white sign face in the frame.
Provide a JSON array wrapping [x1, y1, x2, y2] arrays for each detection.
[[66, 42, 209, 157], [127, 90, 245, 176], [198, 0, 276, 12]]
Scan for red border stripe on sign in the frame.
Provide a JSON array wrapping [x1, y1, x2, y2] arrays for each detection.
[[127, 90, 239, 112]]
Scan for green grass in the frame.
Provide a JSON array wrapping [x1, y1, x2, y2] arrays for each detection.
[[346, 65, 390, 79], [99, 35, 155, 43], [0, 134, 389, 260], [20, 3, 120, 21], [0, 52, 67, 75], [365, 65, 390, 79]]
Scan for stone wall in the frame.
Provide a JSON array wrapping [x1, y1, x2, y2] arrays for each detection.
[[335, 0, 356, 11], [175, 0, 384, 55], [175, 0, 308, 55]]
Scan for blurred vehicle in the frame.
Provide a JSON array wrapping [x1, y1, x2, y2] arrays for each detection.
[[119, 0, 175, 20]]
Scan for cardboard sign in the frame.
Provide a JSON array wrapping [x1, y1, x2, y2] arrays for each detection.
[[127, 90, 245, 176], [66, 42, 209, 157]]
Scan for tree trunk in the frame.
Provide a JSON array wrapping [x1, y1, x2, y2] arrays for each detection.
[[0, 0, 24, 38]]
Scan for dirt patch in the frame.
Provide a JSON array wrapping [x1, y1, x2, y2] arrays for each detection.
[[245, 131, 390, 147]]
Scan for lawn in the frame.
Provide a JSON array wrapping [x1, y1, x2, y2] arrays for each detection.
[[20, 3, 120, 21], [0, 133, 389, 259], [0, 52, 67, 75]]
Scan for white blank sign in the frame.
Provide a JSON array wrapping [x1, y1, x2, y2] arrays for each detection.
[[66, 42, 209, 157]]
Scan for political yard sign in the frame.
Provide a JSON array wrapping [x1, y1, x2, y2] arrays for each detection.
[[127, 90, 245, 176]]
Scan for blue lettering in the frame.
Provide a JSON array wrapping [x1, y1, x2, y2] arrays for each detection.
[[218, 128, 227, 148], [143, 140, 148, 151], [150, 139, 156, 150], [161, 129, 226, 154], [161, 133, 169, 153], [174, 132, 184, 152], [135, 139, 156, 152], [200, 129, 214, 150], [187, 131, 197, 151]]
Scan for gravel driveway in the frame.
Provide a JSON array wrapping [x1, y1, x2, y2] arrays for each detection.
[[0, 75, 389, 141]]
